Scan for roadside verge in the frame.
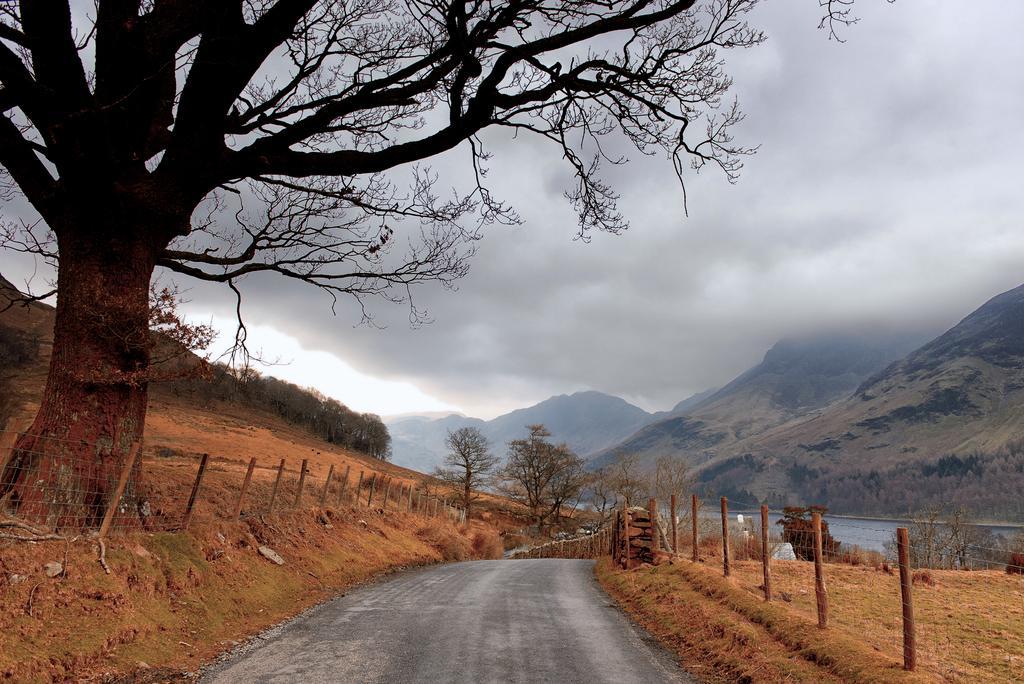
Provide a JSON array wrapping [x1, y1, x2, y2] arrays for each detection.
[[595, 557, 933, 683]]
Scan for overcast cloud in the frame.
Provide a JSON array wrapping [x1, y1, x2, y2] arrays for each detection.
[[4, 1, 1024, 419]]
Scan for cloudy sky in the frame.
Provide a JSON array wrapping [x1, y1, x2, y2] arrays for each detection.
[[4, 1, 1024, 419]]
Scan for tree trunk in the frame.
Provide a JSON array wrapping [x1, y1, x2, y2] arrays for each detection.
[[464, 480, 471, 521], [0, 230, 157, 530]]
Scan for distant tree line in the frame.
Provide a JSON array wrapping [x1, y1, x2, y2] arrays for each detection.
[[696, 447, 1024, 524], [793, 447, 1024, 523], [164, 365, 391, 460]]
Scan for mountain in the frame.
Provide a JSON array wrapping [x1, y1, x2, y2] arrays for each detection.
[[711, 283, 1024, 520], [588, 332, 922, 471], [386, 391, 657, 471], [647, 387, 719, 420], [387, 413, 488, 472]]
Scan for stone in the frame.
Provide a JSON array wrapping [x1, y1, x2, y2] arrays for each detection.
[[257, 546, 285, 566], [771, 542, 796, 561], [131, 544, 152, 559], [43, 562, 63, 578]]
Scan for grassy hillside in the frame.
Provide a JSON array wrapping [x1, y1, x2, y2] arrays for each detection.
[[0, 498, 504, 682], [0, 277, 526, 682]]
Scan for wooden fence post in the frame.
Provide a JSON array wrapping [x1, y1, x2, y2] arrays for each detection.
[[670, 494, 678, 554], [356, 471, 365, 505], [720, 496, 730, 577], [623, 499, 631, 566], [761, 504, 772, 601], [691, 494, 699, 562], [268, 458, 285, 513], [337, 465, 351, 505], [294, 459, 309, 508], [812, 511, 828, 629], [182, 453, 209, 530], [98, 442, 142, 538], [233, 457, 257, 521], [383, 478, 393, 509], [367, 473, 376, 506], [320, 463, 335, 508], [611, 510, 620, 562], [897, 527, 917, 671]]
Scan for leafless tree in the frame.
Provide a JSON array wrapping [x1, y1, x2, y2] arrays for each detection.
[[434, 426, 498, 520], [0, 0, 861, 527], [608, 451, 649, 507], [500, 424, 586, 533], [585, 466, 619, 526], [651, 454, 692, 520]]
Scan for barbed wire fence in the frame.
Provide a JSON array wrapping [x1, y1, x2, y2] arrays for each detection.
[[604, 491, 1024, 681], [0, 430, 467, 543]]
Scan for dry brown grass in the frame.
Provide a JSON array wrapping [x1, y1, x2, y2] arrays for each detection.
[[610, 553, 1024, 683], [722, 558, 1024, 683], [471, 528, 504, 560], [597, 558, 932, 683], [0, 502, 500, 683], [0, 341, 516, 682]]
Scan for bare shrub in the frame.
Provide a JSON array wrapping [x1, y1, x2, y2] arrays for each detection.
[[471, 530, 504, 560], [1007, 553, 1024, 575], [912, 570, 936, 587]]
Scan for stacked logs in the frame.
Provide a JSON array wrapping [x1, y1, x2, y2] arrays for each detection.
[[614, 503, 673, 570]]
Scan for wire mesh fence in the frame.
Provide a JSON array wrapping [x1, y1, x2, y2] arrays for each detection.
[[625, 492, 1024, 682], [0, 430, 466, 540]]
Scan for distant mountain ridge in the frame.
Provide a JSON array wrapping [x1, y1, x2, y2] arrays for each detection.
[[588, 332, 922, 470], [386, 390, 658, 471], [591, 283, 1024, 522]]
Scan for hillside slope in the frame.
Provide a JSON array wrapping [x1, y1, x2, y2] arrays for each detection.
[[589, 333, 919, 470], [0, 275, 394, 471], [718, 283, 1024, 519]]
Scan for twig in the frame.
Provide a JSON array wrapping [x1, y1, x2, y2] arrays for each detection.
[[60, 536, 74, 581], [25, 581, 41, 616], [1, 518, 52, 535], [0, 532, 65, 542], [97, 538, 110, 575]]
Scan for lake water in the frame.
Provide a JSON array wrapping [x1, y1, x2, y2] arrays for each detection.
[[705, 510, 1023, 554]]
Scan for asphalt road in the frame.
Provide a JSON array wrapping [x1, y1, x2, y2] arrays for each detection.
[[201, 559, 692, 684]]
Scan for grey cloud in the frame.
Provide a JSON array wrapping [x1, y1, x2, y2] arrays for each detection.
[[5, 1, 1024, 419]]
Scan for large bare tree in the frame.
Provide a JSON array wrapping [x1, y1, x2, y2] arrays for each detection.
[[434, 426, 498, 520], [0, 0, 768, 527], [500, 424, 586, 532]]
